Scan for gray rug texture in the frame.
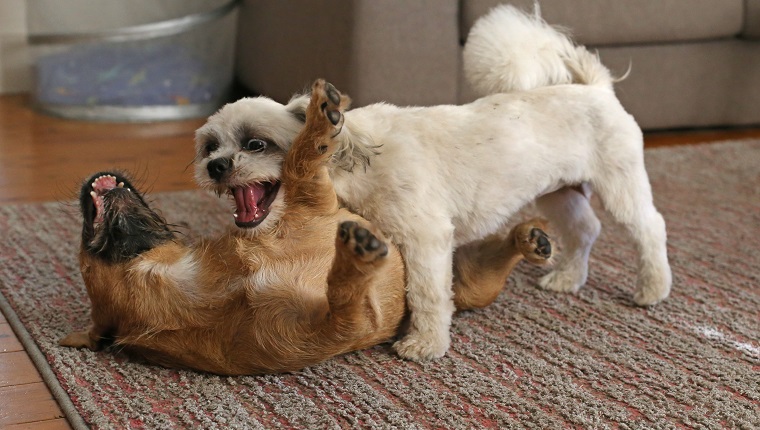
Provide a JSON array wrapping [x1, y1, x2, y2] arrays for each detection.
[[0, 140, 758, 429]]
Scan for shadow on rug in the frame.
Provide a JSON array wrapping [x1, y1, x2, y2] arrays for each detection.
[[1, 140, 758, 429]]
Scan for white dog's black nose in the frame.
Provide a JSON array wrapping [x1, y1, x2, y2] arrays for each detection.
[[207, 157, 232, 181]]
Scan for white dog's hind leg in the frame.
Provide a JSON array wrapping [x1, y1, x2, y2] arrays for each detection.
[[592, 162, 672, 306], [393, 226, 456, 361], [535, 186, 601, 293]]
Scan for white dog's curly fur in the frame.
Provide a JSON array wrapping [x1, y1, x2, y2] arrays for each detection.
[[194, 5, 671, 361]]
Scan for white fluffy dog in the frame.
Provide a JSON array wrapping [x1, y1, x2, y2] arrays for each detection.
[[193, 5, 671, 361]]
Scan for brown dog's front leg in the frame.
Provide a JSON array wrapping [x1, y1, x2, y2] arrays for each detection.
[[320, 220, 389, 340], [282, 80, 351, 213]]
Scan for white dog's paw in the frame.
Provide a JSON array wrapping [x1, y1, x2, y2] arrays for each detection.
[[538, 269, 584, 293], [393, 330, 450, 361], [632, 269, 672, 306]]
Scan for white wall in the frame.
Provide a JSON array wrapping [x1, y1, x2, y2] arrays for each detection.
[[0, 0, 32, 94]]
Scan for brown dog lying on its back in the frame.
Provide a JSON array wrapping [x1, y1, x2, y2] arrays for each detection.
[[60, 80, 553, 375]]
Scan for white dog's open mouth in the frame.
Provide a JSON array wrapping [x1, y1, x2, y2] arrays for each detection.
[[230, 181, 281, 228]]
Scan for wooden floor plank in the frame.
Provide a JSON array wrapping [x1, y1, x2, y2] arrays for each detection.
[[0, 383, 66, 427], [0, 351, 43, 388], [645, 127, 760, 147], [0, 323, 24, 353], [4, 418, 72, 430], [0, 95, 202, 204]]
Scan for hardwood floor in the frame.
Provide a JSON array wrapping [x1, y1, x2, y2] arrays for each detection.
[[0, 94, 204, 204], [0, 94, 759, 428]]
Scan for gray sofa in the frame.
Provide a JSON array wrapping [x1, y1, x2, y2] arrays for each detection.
[[236, 0, 760, 130]]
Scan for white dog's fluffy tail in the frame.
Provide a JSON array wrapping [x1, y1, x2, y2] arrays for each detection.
[[463, 4, 615, 96]]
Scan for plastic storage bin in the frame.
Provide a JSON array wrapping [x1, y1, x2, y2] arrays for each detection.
[[27, 0, 239, 121]]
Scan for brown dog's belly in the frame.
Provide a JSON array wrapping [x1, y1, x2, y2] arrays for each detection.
[[87, 211, 407, 375]]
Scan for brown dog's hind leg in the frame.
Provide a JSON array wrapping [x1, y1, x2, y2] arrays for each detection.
[[453, 219, 553, 311], [320, 220, 389, 340]]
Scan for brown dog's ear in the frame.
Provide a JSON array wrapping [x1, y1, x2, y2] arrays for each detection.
[[60, 329, 102, 351], [286, 93, 309, 123]]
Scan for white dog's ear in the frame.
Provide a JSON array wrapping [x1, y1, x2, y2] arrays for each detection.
[[285, 94, 309, 123]]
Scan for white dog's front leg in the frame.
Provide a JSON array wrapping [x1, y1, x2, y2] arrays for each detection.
[[394, 229, 456, 361]]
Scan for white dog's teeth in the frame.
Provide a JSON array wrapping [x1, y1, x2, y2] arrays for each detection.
[[90, 191, 97, 198], [117, 182, 124, 188]]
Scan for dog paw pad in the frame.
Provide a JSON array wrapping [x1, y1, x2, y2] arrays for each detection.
[[338, 221, 388, 262], [530, 228, 552, 258], [325, 82, 341, 105], [516, 225, 553, 264], [312, 80, 345, 128]]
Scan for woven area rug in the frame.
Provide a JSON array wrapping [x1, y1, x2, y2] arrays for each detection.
[[1, 140, 759, 429]]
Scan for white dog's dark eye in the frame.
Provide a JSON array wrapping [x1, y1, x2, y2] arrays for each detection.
[[242, 138, 267, 152], [203, 141, 219, 157]]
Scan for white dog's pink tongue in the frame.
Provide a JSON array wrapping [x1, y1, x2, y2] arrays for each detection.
[[233, 184, 266, 224]]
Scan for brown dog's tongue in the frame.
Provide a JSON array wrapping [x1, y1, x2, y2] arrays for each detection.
[[233, 184, 266, 224]]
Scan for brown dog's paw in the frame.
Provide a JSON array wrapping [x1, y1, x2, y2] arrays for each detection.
[[310, 79, 350, 135], [514, 220, 553, 264], [322, 82, 343, 126], [59, 330, 101, 351], [338, 221, 388, 263]]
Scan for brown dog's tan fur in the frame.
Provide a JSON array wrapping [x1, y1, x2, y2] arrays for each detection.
[[61, 80, 552, 375]]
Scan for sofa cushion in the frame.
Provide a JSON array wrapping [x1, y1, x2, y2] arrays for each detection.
[[458, 39, 760, 129], [745, 0, 760, 38], [236, 0, 460, 107], [461, 0, 745, 46]]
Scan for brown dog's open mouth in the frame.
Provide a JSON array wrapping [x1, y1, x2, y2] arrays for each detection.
[[80, 172, 174, 262], [230, 181, 281, 228], [89, 174, 127, 225]]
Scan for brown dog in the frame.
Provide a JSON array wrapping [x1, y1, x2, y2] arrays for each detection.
[[60, 80, 553, 375]]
